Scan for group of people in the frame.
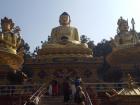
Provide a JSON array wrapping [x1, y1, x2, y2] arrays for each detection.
[[48, 80, 59, 96], [63, 76, 86, 105]]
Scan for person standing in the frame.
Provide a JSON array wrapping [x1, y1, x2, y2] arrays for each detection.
[[52, 80, 59, 96], [70, 81, 76, 101], [48, 82, 52, 96], [63, 78, 71, 104]]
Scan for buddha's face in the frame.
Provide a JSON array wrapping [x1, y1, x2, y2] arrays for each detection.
[[60, 15, 70, 26], [119, 22, 129, 32], [1, 22, 11, 32]]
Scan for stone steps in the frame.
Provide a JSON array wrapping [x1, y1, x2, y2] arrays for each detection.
[[39, 96, 76, 105]]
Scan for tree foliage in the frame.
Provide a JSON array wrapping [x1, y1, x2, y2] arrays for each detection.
[[94, 39, 112, 57], [80, 35, 90, 43], [80, 35, 95, 49], [103, 69, 123, 82], [21, 39, 32, 59]]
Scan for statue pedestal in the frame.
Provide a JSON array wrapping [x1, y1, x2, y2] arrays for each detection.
[[107, 45, 140, 65], [37, 43, 93, 61], [24, 43, 100, 84], [0, 49, 24, 70]]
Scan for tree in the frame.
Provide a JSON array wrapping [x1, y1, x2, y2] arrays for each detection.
[[23, 41, 32, 59], [94, 39, 112, 57], [80, 35, 95, 49], [80, 35, 90, 43], [95, 39, 112, 81], [97, 60, 110, 80], [103, 69, 123, 82], [31, 46, 40, 58]]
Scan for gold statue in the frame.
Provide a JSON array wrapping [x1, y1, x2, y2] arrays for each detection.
[[107, 17, 140, 65], [0, 17, 24, 70], [111, 17, 139, 48], [0, 17, 22, 54], [38, 12, 92, 59], [50, 12, 80, 45]]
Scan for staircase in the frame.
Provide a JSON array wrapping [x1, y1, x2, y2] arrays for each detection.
[[39, 96, 76, 105]]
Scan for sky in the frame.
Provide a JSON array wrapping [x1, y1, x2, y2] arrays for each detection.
[[0, 0, 140, 52]]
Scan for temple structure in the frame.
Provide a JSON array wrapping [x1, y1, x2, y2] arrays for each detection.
[[0, 14, 140, 105], [106, 74, 140, 105], [24, 12, 99, 84]]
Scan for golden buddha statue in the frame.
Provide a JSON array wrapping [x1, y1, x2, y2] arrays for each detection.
[[111, 17, 139, 49], [38, 12, 92, 59], [42, 12, 87, 48], [50, 12, 80, 44], [0, 17, 24, 70]]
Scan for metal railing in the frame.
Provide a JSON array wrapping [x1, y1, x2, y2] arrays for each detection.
[[85, 91, 93, 105], [0, 82, 138, 96], [23, 83, 48, 105], [0, 84, 41, 96]]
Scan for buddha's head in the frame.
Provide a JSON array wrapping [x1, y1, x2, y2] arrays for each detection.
[[59, 12, 71, 26], [117, 17, 129, 32], [1, 17, 14, 32]]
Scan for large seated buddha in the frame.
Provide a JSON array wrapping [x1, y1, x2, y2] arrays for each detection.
[[37, 12, 93, 60], [107, 17, 140, 64]]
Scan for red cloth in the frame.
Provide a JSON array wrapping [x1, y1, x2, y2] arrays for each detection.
[[52, 84, 59, 96]]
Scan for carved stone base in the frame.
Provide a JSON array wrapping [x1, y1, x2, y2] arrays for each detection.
[[107, 46, 140, 65], [0, 50, 24, 70]]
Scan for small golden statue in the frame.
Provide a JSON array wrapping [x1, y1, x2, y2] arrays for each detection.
[[111, 17, 139, 49], [0, 17, 22, 53], [107, 17, 140, 65], [0, 17, 24, 70]]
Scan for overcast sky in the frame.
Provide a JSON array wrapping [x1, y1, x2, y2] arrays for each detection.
[[0, 0, 140, 51]]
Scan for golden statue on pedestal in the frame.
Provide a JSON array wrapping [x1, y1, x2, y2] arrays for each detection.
[[107, 17, 140, 65], [111, 17, 139, 49], [0, 17, 24, 70], [50, 12, 80, 45], [42, 12, 87, 48], [38, 12, 92, 60]]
